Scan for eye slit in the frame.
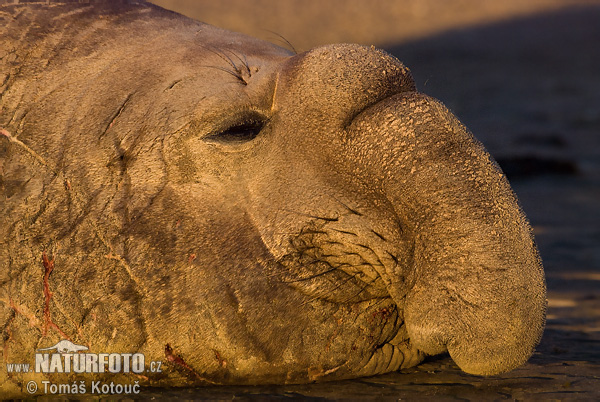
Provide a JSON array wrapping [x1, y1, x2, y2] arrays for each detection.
[[204, 116, 266, 144]]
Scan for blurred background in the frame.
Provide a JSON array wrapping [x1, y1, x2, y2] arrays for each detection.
[[147, 0, 599, 398]]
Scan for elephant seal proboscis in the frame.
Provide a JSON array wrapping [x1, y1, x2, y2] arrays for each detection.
[[0, 0, 546, 396]]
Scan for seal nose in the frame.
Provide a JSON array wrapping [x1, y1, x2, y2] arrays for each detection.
[[276, 44, 415, 127], [272, 44, 545, 377]]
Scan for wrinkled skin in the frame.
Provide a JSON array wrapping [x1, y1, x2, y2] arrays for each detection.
[[0, 1, 546, 396]]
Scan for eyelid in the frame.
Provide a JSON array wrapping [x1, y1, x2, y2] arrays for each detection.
[[203, 111, 267, 144]]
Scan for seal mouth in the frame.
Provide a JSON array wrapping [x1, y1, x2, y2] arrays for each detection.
[[275, 219, 392, 304]]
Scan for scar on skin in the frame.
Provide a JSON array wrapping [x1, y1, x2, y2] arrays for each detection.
[[42, 251, 70, 339], [1, 127, 51, 169], [2, 298, 41, 362], [164, 343, 218, 384], [213, 349, 227, 368], [5, 297, 41, 328]]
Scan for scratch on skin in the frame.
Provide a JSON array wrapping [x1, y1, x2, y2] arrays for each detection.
[[164, 344, 218, 384], [2, 297, 41, 361], [6, 298, 40, 328], [213, 349, 227, 368], [133, 373, 149, 382], [104, 253, 143, 291], [1, 279, 79, 359], [0, 127, 52, 169], [307, 364, 343, 381], [99, 94, 132, 140], [41, 251, 69, 339]]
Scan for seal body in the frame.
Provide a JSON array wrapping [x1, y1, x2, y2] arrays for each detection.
[[0, 1, 546, 395]]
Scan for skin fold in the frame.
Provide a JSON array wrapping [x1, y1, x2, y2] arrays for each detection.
[[0, 1, 546, 396]]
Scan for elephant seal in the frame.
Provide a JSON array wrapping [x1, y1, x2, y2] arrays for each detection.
[[0, 0, 546, 396]]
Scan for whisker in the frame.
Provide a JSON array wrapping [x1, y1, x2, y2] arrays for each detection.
[[371, 229, 387, 242], [265, 30, 298, 54], [300, 272, 360, 306], [325, 193, 363, 216], [224, 49, 251, 76], [278, 208, 339, 222], [338, 276, 380, 304], [202, 65, 245, 84], [279, 266, 339, 283], [386, 250, 399, 266], [200, 45, 237, 71], [298, 229, 328, 236], [349, 243, 384, 266], [264, 257, 324, 278], [332, 228, 358, 237], [200, 45, 247, 85]]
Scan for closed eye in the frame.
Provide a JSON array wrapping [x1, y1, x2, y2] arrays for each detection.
[[204, 113, 266, 144]]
